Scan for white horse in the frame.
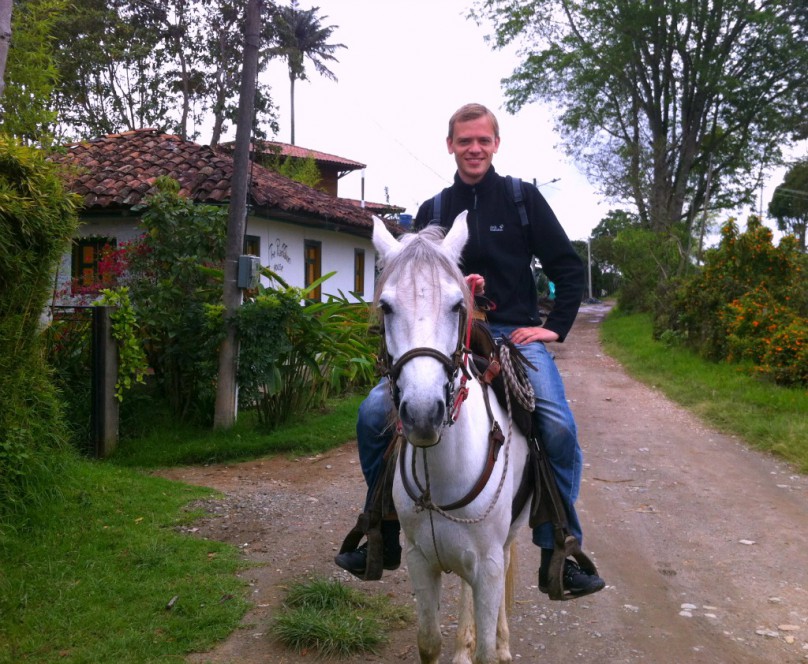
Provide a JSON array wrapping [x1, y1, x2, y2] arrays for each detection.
[[372, 213, 531, 664]]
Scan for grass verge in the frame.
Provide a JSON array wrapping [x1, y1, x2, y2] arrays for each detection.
[[271, 577, 413, 658], [112, 392, 365, 469], [601, 309, 808, 472], [0, 458, 247, 663]]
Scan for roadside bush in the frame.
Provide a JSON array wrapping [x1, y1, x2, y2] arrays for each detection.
[[236, 273, 377, 429], [104, 177, 228, 424], [670, 216, 807, 385], [0, 136, 79, 523], [611, 226, 681, 313]]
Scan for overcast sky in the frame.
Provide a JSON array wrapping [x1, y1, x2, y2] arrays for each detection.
[[234, 0, 791, 243]]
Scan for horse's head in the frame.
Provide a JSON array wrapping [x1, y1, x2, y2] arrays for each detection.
[[372, 212, 471, 447]]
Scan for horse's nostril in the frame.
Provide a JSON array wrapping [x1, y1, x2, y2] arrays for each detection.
[[399, 401, 411, 426], [432, 400, 445, 426]]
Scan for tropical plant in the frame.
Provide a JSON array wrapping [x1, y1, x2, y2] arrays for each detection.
[[269, 0, 345, 144], [0, 135, 78, 522], [236, 270, 376, 429]]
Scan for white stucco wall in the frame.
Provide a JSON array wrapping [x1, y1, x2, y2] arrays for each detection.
[[56, 214, 378, 305]]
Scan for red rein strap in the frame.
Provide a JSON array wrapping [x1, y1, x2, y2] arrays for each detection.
[[451, 281, 476, 422]]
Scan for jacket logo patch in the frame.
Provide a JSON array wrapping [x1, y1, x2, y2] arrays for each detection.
[[489, 224, 504, 232]]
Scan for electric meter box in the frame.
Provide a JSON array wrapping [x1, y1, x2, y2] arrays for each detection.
[[237, 255, 261, 289]]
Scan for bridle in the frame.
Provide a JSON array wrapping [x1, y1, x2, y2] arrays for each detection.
[[377, 303, 472, 432]]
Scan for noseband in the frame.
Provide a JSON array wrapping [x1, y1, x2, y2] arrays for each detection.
[[378, 308, 470, 430]]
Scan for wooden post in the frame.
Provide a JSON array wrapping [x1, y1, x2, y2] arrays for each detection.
[[92, 305, 119, 458]]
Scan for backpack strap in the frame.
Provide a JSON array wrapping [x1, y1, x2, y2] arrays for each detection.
[[430, 190, 443, 224], [507, 175, 529, 227]]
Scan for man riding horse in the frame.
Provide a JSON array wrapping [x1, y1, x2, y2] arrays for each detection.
[[337, 102, 605, 600]]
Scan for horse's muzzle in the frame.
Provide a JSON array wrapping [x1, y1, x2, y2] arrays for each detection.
[[399, 397, 445, 447]]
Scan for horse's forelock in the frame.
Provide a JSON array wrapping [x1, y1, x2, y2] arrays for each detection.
[[374, 225, 471, 314]]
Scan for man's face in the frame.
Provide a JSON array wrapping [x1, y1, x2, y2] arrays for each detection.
[[447, 115, 500, 185]]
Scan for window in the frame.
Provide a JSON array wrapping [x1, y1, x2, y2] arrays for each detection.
[[304, 240, 322, 300], [354, 248, 365, 296], [244, 234, 260, 256], [72, 236, 116, 292]]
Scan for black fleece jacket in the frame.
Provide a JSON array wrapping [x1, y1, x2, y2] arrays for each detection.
[[414, 166, 584, 342]]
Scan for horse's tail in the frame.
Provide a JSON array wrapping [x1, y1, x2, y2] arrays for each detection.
[[505, 540, 517, 613]]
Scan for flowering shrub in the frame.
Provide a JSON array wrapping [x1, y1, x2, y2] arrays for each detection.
[[672, 216, 807, 386], [758, 318, 808, 386]]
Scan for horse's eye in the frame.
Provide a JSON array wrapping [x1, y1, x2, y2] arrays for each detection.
[[451, 300, 465, 314], [379, 301, 393, 315]]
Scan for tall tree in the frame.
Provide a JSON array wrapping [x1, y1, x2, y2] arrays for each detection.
[[0, 0, 11, 100], [474, 0, 808, 246], [203, 0, 278, 147], [214, 0, 261, 429], [50, 0, 171, 138], [769, 159, 808, 251], [269, 1, 344, 144], [0, 0, 62, 144]]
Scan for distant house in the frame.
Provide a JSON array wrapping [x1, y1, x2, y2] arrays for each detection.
[[218, 139, 405, 219], [50, 129, 398, 303]]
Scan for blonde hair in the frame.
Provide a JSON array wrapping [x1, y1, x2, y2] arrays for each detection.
[[447, 103, 500, 140]]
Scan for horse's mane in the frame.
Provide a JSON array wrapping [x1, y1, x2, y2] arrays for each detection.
[[373, 225, 472, 314]]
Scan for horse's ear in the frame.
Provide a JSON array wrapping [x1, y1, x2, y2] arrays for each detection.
[[372, 216, 401, 262], [443, 211, 469, 264]]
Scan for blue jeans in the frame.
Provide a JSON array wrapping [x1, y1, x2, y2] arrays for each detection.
[[356, 324, 584, 550]]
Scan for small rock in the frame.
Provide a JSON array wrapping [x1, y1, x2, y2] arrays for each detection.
[[778, 625, 800, 631], [681, 603, 698, 610], [679, 611, 693, 618], [739, 539, 756, 545], [755, 629, 779, 638]]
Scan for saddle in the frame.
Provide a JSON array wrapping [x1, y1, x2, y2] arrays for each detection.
[[337, 321, 600, 598]]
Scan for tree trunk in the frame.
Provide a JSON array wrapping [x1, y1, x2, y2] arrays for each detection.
[[213, 0, 261, 429], [0, 0, 12, 101], [289, 74, 296, 145]]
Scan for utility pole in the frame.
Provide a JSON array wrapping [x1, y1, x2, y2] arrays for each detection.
[[214, 0, 261, 429]]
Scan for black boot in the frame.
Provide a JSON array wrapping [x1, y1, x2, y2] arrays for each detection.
[[335, 520, 401, 577], [538, 547, 605, 598]]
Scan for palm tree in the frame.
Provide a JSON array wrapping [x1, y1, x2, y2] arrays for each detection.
[[270, 1, 345, 145]]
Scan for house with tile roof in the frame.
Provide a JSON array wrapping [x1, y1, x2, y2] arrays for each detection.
[[50, 129, 393, 303], [217, 139, 405, 219]]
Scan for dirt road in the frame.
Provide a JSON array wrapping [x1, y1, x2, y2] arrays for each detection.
[[157, 303, 808, 663]]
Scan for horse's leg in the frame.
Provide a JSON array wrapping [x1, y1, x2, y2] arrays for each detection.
[[495, 542, 516, 663], [409, 549, 443, 664], [471, 559, 507, 664], [452, 579, 475, 664]]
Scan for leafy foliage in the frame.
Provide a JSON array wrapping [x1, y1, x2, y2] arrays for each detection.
[[236, 272, 377, 429], [670, 216, 807, 385], [45, 0, 278, 142], [0, 0, 63, 144], [111, 177, 228, 423], [0, 136, 78, 522], [768, 159, 808, 251], [474, 0, 807, 244], [96, 287, 148, 400]]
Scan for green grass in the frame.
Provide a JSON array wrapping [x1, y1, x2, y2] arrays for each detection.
[[111, 392, 365, 468], [271, 577, 413, 658], [0, 458, 247, 664], [601, 309, 808, 472]]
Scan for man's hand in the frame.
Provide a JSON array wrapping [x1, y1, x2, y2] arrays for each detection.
[[465, 273, 485, 295], [510, 326, 559, 344]]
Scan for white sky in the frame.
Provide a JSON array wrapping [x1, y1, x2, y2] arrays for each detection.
[[243, 0, 792, 243]]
